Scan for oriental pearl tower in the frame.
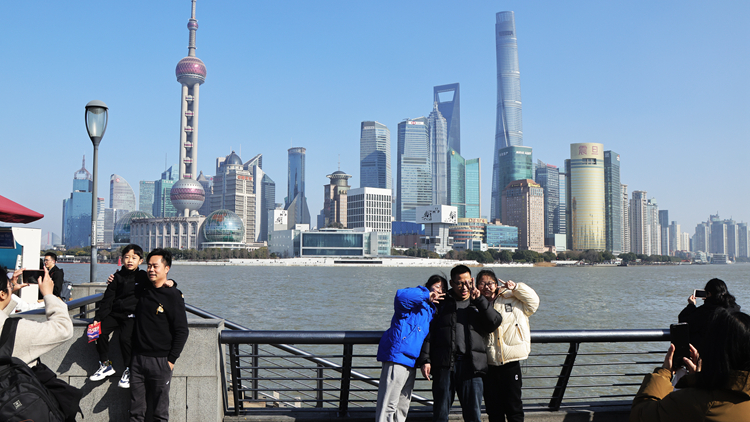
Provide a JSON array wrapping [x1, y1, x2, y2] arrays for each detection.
[[171, 0, 207, 216]]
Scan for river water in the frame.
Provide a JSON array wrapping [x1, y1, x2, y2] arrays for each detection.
[[58, 263, 750, 331]]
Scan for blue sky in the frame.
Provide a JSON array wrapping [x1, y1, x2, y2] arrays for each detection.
[[1, 0, 748, 240]]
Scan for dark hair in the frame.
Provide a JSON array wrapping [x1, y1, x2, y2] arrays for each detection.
[[697, 308, 750, 389], [1, 266, 10, 293], [425, 274, 448, 294], [475, 269, 497, 284], [704, 278, 737, 309], [122, 244, 144, 259], [44, 252, 57, 262], [147, 248, 172, 268], [450, 265, 471, 282]]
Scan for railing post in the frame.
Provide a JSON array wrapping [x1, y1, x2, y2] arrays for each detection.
[[549, 342, 579, 411], [229, 343, 241, 416], [252, 343, 259, 400], [317, 364, 324, 408], [338, 343, 353, 417]]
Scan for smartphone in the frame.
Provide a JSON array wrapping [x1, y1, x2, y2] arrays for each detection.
[[694, 289, 707, 298], [670, 323, 690, 368], [22, 269, 44, 285]]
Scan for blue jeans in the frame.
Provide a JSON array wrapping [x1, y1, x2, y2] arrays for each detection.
[[431, 359, 483, 422]]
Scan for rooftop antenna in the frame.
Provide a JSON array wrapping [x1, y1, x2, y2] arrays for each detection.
[[338, 154, 341, 171], [165, 153, 167, 171]]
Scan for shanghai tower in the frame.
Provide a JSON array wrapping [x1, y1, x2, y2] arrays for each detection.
[[491, 11, 524, 221], [170, 0, 207, 216]]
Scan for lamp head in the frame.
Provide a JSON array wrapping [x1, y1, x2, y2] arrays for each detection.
[[85, 100, 109, 146]]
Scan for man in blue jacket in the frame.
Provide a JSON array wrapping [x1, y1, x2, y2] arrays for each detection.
[[375, 275, 446, 422]]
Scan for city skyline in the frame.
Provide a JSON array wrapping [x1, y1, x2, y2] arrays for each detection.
[[1, 1, 748, 239]]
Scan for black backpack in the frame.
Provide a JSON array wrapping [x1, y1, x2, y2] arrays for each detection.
[[0, 318, 66, 422]]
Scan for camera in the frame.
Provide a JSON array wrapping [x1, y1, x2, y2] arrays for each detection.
[[694, 289, 707, 298]]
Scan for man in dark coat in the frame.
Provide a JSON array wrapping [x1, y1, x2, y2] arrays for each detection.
[[42, 252, 64, 299], [418, 265, 502, 422]]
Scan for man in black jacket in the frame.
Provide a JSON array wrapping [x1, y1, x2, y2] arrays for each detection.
[[42, 252, 64, 299], [418, 265, 502, 422], [130, 248, 189, 422]]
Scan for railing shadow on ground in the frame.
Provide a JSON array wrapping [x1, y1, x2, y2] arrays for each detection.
[[40, 293, 665, 421]]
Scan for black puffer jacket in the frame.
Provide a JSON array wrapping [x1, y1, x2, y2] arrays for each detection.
[[95, 267, 148, 321], [678, 300, 741, 355], [417, 291, 502, 375]]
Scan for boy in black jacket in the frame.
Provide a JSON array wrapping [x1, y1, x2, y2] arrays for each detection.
[[130, 248, 189, 422], [90, 244, 147, 388]]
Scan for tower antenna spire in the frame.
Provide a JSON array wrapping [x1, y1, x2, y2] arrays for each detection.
[[187, 0, 198, 57]]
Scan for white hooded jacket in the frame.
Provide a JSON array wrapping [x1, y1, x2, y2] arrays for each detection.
[[485, 282, 540, 366]]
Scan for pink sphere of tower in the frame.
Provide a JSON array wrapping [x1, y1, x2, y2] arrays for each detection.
[[170, 178, 205, 214], [176, 57, 207, 85]]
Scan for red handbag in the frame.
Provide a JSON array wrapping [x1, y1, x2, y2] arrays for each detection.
[[87, 321, 101, 343]]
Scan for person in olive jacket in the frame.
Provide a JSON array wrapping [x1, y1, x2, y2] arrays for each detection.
[[418, 265, 503, 422]]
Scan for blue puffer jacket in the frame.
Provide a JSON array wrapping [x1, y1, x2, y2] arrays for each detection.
[[377, 285, 436, 367]]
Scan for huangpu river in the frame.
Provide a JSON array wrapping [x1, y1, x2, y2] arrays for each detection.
[[58, 263, 750, 331]]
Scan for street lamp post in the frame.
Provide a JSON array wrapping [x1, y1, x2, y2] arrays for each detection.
[[85, 100, 108, 283]]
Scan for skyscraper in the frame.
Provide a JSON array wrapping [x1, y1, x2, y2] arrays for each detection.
[[62, 156, 94, 248], [433, 83, 461, 154], [621, 184, 630, 253], [491, 11, 524, 221], [359, 121, 391, 190], [566, 143, 605, 251], [285, 147, 310, 225], [210, 151, 256, 244], [153, 166, 178, 218], [323, 170, 352, 228], [604, 151, 622, 254], [501, 179, 544, 252], [109, 174, 136, 212], [447, 149, 481, 219], [465, 158, 481, 219], [535, 160, 559, 245], [397, 117, 431, 222], [659, 210, 670, 255], [138, 181, 155, 212], [170, 0, 207, 217], [647, 199, 661, 255], [493, 145, 533, 221], [428, 102, 448, 206], [630, 190, 648, 254]]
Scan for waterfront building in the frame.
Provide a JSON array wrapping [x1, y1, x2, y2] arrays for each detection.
[[285, 147, 310, 225], [391, 221, 424, 250], [434, 83, 461, 154], [416, 205, 457, 255], [210, 151, 256, 245], [492, 145, 533, 222], [138, 181, 155, 212], [681, 232, 691, 253], [726, 219, 739, 259], [709, 214, 725, 255], [669, 221, 681, 254], [693, 222, 710, 253], [566, 143, 605, 251], [62, 157, 94, 248], [170, 0, 207, 217], [113, 210, 155, 245], [620, 184, 629, 254], [501, 179, 544, 252], [323, 170, 352, 228], [557, 172, 567, 241], [96, 197, 105, 246], [486, 222, 519, 249], [153, 166, 178, 218], [428, 102, 449, 206], [646, 199, 661, 255], [109, 174, 136, 212], [396, 117, 431, 222], [348, 187, 392, 233], [491, 11, 524, 222], [130, 215, 205, 251], [738, 222, 749, 258], [449, 218, 487, 247], [242, 156, 275, 243], [359, 121, 391, 190], [268, 208, 288, 237], [629, 191, 648, 255], [659, 210, 670, 255], [103, 208, 128, 247], [465, 157, 480, 219], [604, 151, 622, 254], [447, 149, 481, 219], [196, 171, 213, 216], [535, 160, 559, 246], [199, 209, 246, 250]]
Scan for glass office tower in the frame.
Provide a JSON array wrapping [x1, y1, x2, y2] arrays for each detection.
[[568, 143, 605, 251], [62, 157, 94, 248], [286, 147, 310, 225], [139, 181, 155, 212], [448, 149, 481, 219], [153, 166, 178, 218], [434, 83, 461, 154], [428, 103, 448, 206], [535, 160, 559, 245], [396, 117, 431, 222], [491, 11, 524, 221], [493, 145, 533, 223], [359, 121, 391, 190], [110, 174, 136, 212], [465, 158, 480, 219], [604, 151, 623, 254]]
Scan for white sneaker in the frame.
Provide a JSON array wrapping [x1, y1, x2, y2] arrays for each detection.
[[90, 361, 115, 381], [118, 367, 130, 388]]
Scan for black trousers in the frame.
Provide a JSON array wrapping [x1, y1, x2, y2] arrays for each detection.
[[482, 361, 524, 422], [130, 354, 173, 422], [95, 314, 134, 367]]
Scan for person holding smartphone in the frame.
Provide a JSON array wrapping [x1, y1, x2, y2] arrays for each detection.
[[417, 265, 502, 422], [678, 278, 740, 355]]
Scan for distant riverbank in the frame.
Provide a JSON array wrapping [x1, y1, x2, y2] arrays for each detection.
[[172, 257, 535, 267]]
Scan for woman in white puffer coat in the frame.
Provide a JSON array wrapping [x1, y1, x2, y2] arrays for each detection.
[[476, 269, 540, 422]]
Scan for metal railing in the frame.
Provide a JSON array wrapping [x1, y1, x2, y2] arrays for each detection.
[[50, 296, 667, 417]]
